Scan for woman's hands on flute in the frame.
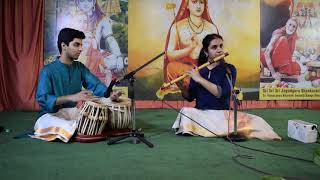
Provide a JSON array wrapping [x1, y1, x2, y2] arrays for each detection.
[[186, 66, 203, 83]]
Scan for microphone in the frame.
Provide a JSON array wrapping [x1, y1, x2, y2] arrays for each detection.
[[104, 78, 120, 98]]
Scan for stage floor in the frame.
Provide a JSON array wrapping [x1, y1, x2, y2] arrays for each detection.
[[0, 109, 319, 180]]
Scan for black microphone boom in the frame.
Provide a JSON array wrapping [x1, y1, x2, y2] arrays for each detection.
[[107, 51, 165, 148], [105, 79, 120, 98], [123, 52, 165, 80], [105, 52, 165, 97]]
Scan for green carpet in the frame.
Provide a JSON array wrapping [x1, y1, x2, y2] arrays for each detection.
[[0, 109, 319, 180]]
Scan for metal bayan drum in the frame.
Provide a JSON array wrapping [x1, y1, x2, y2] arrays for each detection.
[[105, 97, 132, 130], [76, 100, 109, 142]]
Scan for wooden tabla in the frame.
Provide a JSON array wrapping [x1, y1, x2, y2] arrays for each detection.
[[76, 100, 109, 142], [105, 97, 132, 130]]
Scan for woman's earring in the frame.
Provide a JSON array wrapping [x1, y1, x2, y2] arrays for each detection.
[[92, 5, 95, 11]]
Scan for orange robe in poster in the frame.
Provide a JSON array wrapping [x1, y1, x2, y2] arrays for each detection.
[[163, 0, 219, 92], [260, 26, 300, 76], [85, 44, 108, 83]]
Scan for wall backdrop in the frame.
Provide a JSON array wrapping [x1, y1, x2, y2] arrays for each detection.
[[44, 0, 320, 101]]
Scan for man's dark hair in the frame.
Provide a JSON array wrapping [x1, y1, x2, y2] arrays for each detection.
[[198, 33, 223, 66], [57, 28, 85, 54]]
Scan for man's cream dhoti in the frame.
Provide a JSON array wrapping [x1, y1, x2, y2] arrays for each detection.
[[31, 108, 80, 142], [172, 107, 281, 141]]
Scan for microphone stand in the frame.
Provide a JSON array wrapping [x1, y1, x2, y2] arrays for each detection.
[[224, 73, 247, 142], [107, 52, 165, 148]]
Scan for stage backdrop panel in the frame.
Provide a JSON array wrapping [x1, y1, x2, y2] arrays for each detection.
[[44, 0, 320, 101], [259, 0, 320, 100], [129, 0, 260, 100], [44, 0, 128, 88]]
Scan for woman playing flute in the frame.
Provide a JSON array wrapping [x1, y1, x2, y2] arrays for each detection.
[[173, 34, 281, 141], [178, 33, 236, 110], [162, 0, 219, 94]]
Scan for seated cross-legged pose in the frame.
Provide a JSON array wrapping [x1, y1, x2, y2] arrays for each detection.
[[33, 28, 121, 142], [173, 33, 281, 140]]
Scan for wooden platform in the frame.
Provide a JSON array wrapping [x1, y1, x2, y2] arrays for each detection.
[[75, 128, 131, 143]]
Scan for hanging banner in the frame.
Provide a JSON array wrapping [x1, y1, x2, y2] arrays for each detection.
[[259, 0, 320, 100], [45, 0, 320, 101], [44, 0, 128, 88], [129, 0, 260, 100]]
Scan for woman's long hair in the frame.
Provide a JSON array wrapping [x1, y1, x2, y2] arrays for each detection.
[[198, 33, 223, 66]]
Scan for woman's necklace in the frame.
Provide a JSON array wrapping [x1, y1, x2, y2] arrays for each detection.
[[188, 17, 204, 34]]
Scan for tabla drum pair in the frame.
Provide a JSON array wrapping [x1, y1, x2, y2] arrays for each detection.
[[75, 97, 132, 142]]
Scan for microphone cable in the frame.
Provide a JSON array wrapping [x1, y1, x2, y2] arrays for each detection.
[[157, 69, 314, 179], [126, 60, 315, 179], [161, 100, 312, 180]]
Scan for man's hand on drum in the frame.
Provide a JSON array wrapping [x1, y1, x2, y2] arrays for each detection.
[[110, 90, 123, 102], [72, 90, 99, 102]]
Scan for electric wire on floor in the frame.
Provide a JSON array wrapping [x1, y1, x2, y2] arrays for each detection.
[[161, 100, 314, 180]]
